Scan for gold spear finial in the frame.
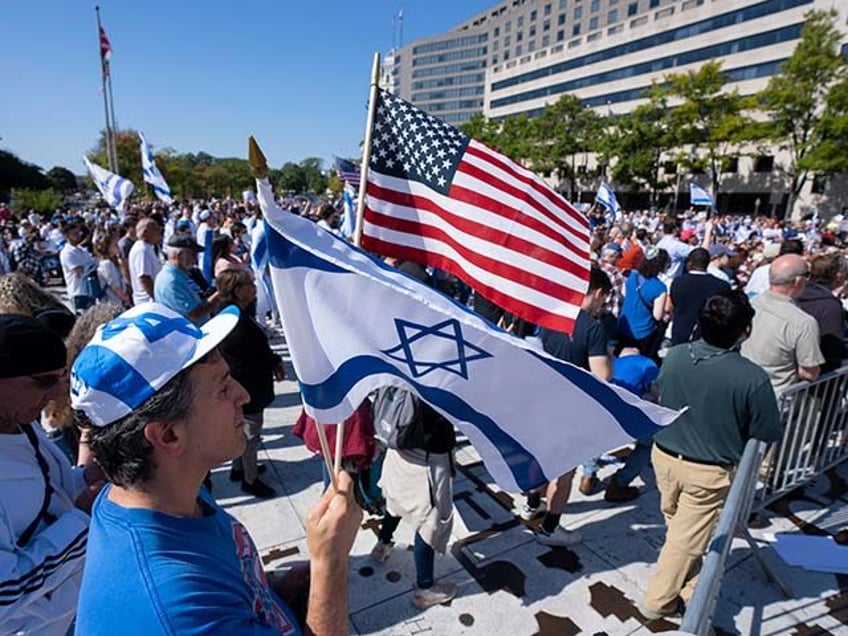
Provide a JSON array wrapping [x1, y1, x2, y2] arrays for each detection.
[[248, 135, 268, 179]]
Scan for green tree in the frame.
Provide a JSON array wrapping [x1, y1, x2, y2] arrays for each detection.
[[10, 188, 64, 214], [759, 9, 848, 217], [497, 114, 536, 164], [277, 162, 306, 193], [665, 60, 755, 201], [600, 84, 678, 205], [0, 150, 49, 199], [300, 157, 327, 194], [46, 166, 78, 193], [532, 94, 603, 201], [459, 112, 501, 147]]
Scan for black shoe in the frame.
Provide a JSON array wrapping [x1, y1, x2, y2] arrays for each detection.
[[229, 463, 267, 482], [241, 478, 277, 499]]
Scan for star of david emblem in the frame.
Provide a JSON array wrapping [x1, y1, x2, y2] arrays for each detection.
[[102, 312, 202, 343], [381, 318, 491, 379]]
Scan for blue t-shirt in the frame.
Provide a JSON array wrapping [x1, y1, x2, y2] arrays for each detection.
[[612, 354, 659, 397], [618, 272, 667, 340], [154, 263, 206, 324], [76, 486, 301, 635]]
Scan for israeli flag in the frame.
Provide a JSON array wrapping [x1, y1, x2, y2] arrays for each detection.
[[690, 182, 715, 208], [197, 223, 214, 284], [340, 183, 356, 239], [257, 177, 679, 492], [249, 219, 277, 322], [83, 157, 134, 212], [138, 132, 173, 204], [595, 182, 620, 214]]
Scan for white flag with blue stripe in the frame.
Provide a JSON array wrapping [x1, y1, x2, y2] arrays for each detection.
[[340, 182, 356, 239], [595, 182, 620, 214], [689, 182, 715, 208], [257, 177, 679, 493], [139, 132, 173, 204], [83, 157, 134, 212], [249, 218, 277, 321]]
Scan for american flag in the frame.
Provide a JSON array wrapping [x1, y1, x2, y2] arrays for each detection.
[[361, 90, 590, 333], [335, 157, 361, 189], [99, 25, 112, 78]]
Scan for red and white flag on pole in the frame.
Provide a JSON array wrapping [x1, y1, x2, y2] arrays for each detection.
[[361, 89, 590, 333], [99, 25, 112, 77]]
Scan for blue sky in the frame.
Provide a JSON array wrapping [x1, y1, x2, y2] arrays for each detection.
[[1, 0, 494, 175]]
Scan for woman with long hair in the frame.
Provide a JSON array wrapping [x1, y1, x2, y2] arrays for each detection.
[[212, 234, 247, 278], [93, 232, 130, 307]]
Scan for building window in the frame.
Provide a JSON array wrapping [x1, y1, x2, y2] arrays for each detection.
[[542, 34, 550, 46], [572, 23, 581, 36], [754, 155, 774, 172], [545, 3, 552, 16], [504, 35, 511, 46], [531, 10, 537, 21], [530, 26, 537, 37], [516, 45, 522, 56], [494, 27, 500, 37], [587, 31, 601, 42], [504, 49, 510, 60], [628, 2, 638, 16], [505, 21, 512, 32], [517, 31, 523, 41], [574, 6, 583, 19], [812, 174, 827, 194], [518, 16, 524, 27], [559, 0, 568, 7], [650, 0, 660, 7], [558, 13, 566, 25], [663, 161, 677, 175], [493, 40, 499, 49], [590, 0, 600, 12], [492, 55, 499, 64], [543, 19, 551, 31], [557, 29, 565, 41], [589, 16, 598, 30], [608, 9, 618, 22], [568, 38, 582, 48], [529, 40, 536, 52]]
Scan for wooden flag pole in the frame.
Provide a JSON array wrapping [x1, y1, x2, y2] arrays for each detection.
[[353, 52, 381, 248], [314, 420, 338, 492]]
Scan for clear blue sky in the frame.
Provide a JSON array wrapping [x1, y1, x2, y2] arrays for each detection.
[[1, 0, 494, 176]]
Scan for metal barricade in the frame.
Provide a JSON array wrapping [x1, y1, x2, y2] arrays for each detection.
[[755, 365, 848, 509]]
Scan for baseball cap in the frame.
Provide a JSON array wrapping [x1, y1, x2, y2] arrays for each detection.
[[0, 315, 67, 379], [176, 219, 191, 229], [680, 229, 697, 241], [199, 210, 211, 221], [709, 244, 735, 258], [70, 302, 240, 427], [167, 234, 204, 251], [602, 242, 623, 255]]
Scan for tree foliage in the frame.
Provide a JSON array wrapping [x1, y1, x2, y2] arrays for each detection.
[[46, 166, 78, 193], [10, 188, 65, 213], [759, 9, 848, 216], [0, 150, 49, 199]]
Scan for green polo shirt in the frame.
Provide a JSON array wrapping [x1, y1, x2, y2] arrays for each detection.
[[654, 339, 783, 464]]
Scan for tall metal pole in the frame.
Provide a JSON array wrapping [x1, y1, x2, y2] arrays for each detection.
[[95, 6, 116, 172], [107, 73, 119, 173], [353, 53, 381, 247]]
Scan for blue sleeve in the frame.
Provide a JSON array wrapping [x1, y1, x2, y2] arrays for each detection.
[[155, 275, 201, 316], [645, 278, 667, 303]]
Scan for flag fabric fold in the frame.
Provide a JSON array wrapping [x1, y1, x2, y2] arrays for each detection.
[[139, 132, 173, 204], [83, 157, 134, 212], [256, 177, 678, 493], [595, 182, 620, 215], [334, 157, 361, 189], [99, 25, 112, 78], [360, 89, 590, 334], [340, 183, 357, 239], [689, 183, 715, 208]]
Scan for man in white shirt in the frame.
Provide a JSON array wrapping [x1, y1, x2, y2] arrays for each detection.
[[656, 217, 713, 284], [128, 218, 163, 305], [58, 220, 96, 313]]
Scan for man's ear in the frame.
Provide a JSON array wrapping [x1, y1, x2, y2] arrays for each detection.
[[143, 420, 187, 457]]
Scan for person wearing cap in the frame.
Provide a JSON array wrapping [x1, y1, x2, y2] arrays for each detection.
[[707, 244, 734, 285], [0, 315, 104, 636], [154, 234, 220, 324], [128, 218, 163, 305], [71, 302, 362, 635]]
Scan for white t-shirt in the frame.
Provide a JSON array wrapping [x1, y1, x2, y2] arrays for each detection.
[[128, 241, 162, 305], [59, 243, 94, 299], [97, 259, 125, 306]]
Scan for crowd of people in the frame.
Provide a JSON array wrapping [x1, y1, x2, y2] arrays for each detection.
[[0, 191, 845, 633]]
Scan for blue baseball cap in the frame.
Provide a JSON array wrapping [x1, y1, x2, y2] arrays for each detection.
[[70, 302, 240, 427]]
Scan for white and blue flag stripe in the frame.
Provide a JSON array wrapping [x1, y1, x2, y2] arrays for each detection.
[[257, 177, 679, 493], [690, 182, 715, 208], [83, 157, 134, 212], [595, 182, 620, 214], [340, 182, 356, 239], [139, 132, 173, 204]]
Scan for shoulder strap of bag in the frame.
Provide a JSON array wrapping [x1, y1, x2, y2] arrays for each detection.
[[16, 424, 58, 548]]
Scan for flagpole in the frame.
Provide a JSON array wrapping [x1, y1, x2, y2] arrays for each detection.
[[107, 73, 119, 173], [95, 6, 116, 173], [352, 52, 381, 248]]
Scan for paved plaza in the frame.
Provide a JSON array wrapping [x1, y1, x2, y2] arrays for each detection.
[[205, 333, 848, 636]]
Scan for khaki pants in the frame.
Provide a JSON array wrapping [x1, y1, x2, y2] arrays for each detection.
[[643, 445, 732, 614]]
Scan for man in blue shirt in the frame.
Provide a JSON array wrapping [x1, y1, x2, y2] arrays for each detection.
[[71, 303, 362, 635], [154, 235, 219, 324]]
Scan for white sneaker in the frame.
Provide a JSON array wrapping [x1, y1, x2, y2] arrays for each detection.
[[370, 540, 394, 563], [412, 582, 458, 609], [536, 526, 582, 547], [519, 500, 545, 521]]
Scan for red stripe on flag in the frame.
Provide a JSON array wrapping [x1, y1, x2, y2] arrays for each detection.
[[362, 196, 586, 307], [464, 142, 588, 230], [360, 232, 580, 333], [366, 180, 588, 281]]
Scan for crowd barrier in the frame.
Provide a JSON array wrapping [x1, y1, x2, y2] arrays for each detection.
[[676, 365, 848, 633]]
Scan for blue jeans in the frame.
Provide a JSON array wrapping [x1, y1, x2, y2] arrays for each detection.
[[379, 514, 435, 589]]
